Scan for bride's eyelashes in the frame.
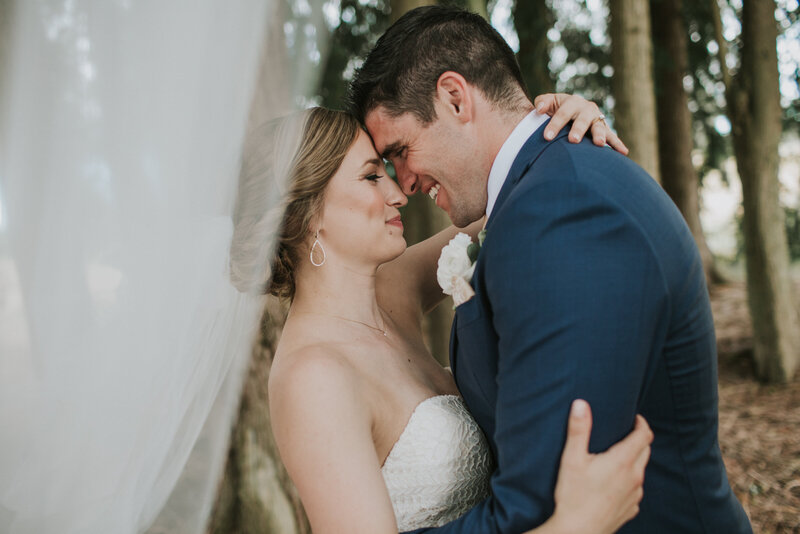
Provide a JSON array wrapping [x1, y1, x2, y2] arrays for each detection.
[[363, 173, 384, 183]]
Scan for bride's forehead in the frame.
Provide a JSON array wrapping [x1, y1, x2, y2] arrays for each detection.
[[345, 130, 381, 160]]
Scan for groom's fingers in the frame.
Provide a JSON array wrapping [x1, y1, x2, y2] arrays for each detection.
[[561, 399, 593, 465], [632, 418, 652, 476], [608, 414, 654, 466]]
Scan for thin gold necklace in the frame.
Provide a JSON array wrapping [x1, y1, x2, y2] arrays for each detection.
[[296, 312, 388, 337]]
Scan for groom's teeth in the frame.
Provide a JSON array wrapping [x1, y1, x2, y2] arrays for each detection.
[[429, 184, 440, 200]]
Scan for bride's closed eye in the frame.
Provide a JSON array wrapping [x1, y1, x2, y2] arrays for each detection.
[[364, 173, 383, 183]]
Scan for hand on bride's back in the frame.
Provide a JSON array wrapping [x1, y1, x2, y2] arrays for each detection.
[[549, 399, 653, 534]]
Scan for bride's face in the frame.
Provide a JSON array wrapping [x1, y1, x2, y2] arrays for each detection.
[[316, 130, 408, 267]]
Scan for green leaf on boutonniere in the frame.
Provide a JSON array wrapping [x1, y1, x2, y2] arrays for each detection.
[[467, 242, 480, 263], [478, 229, 487, 246]]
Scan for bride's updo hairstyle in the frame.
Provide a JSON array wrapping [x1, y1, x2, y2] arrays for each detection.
[[230, 107, 360, 300]]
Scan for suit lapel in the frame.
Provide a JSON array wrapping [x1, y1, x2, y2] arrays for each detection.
[[448, 120, 571, 390], [485, 119, 571, 231], [448, 315, 459, 382]]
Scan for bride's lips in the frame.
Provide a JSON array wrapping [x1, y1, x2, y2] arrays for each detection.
[[387, 215, 403, 229]]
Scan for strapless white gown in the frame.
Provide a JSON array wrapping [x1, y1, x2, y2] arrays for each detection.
[[380, 395, 494, 531]]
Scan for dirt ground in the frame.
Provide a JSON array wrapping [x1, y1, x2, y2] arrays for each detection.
[[711, 282, 800, 533]]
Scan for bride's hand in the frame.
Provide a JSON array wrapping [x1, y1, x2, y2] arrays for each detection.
[[533, 93, 629, 155], [547, 399, 653, 534]]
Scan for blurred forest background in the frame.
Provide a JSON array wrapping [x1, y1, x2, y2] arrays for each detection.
[[208, 0, 800, 532]]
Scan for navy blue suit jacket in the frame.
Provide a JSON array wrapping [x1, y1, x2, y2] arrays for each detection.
[[405, 124, 751, 533]]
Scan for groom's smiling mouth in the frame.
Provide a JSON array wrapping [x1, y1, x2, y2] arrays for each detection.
[[427, 183, 441, 201]]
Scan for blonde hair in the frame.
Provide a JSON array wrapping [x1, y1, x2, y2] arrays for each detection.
[[230, 107, 361, 300]]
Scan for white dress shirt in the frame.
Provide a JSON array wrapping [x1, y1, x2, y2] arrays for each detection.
[[485, 110, 549, 219]]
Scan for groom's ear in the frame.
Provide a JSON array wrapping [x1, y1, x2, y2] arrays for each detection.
[[436, 71, 473, 123]]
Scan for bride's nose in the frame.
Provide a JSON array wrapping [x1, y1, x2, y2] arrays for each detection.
[[385, 180, 408, 208]]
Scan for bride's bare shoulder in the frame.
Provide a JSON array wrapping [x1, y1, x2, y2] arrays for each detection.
[[269, 341, 365, 420]]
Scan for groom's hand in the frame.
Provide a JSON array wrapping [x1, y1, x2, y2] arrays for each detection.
[[533, 93, 629, 156], [551, 399, 653, 534]]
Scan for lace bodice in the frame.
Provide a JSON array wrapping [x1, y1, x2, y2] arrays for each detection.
[[381, 395, 493, 531]]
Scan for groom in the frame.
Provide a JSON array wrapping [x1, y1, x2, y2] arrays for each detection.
[[349, 5, 751, 534]]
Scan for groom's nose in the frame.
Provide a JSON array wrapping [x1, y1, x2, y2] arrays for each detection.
[[395, 162, 420, 195]]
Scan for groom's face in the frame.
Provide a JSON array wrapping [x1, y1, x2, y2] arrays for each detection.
[[365, 105, 488, 228]]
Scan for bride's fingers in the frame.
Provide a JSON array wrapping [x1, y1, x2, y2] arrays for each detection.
[[535, 93, 631, 156], [603, 128, 630, 155], [533, 93, 558, 115], [541, 94, 584, 141], [565, 103, 602, 143]]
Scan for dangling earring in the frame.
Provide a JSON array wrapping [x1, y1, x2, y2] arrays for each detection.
[[310, 231, 326, 267]]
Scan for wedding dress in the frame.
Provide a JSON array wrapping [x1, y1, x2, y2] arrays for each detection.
[[381, 395, 494, 531]]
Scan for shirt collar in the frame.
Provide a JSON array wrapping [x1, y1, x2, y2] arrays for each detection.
[[485, 110, 548, 219]]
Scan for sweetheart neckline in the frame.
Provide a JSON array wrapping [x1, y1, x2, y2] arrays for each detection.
[[380, 394, 462, 469]]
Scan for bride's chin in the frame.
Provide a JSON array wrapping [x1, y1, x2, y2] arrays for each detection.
[[379, 240, 407, 264]]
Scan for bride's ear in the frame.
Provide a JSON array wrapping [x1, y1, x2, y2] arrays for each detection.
[[436, 71, 473, 123]]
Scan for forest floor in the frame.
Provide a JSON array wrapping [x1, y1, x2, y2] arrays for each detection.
[[712, 280, 800, 533]]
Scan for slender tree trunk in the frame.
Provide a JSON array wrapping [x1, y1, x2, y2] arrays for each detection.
[[465, 0, 489, 19], [713, 0, 800, 382], [609, 0, 661, 181], [390, 0, 434, 22], [513, 0, 555, 98], [210, 3, 311, 532], [650, 0, 720, 285], [209, 301, 311, 534]]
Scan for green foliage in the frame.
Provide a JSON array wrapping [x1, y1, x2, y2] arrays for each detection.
[[317, 0, 391, 109], [547, 1, 613, 112], [682, 0, 734, 184]]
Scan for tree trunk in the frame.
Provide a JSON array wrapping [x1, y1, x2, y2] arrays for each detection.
[[609, 0, 661, 181], [465, 0, 489, 19], [390, 0, 434, 22], [513, 0, 555, 98], [650, 0, 721, 285], [715, 0, 800, 382], [209, 300, 311, 534]]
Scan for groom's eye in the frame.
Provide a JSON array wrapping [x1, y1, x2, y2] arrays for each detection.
[[384, 159, 397, 180]]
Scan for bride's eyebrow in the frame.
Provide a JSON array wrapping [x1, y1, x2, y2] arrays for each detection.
[[361, 158, 382, 169]]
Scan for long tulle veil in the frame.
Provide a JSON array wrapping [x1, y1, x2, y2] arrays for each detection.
[[0, 1, 323, 532]]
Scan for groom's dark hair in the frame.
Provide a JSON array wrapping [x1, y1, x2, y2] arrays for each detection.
[[347, 5, 529, 125]]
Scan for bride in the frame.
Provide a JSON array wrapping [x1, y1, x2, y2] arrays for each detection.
[[231, 99, 652, 533]]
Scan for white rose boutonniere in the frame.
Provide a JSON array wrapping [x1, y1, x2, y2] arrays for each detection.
[[437, 232, 483, 307]]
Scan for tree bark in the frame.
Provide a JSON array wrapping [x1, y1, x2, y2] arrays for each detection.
[[650, 0, 721, 285], [513, 0, 555, 98], [391, 0, 434, 22], [465, 0, 489, 19], [609, 0, 661, 181], [209, 300, 311, 534], [714, 0, 800, 383]]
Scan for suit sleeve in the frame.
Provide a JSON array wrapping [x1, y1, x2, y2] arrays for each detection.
[[403, 177, 670, 534]]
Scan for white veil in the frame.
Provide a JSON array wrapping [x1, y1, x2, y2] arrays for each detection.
[[0, 1, 327, 532]]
